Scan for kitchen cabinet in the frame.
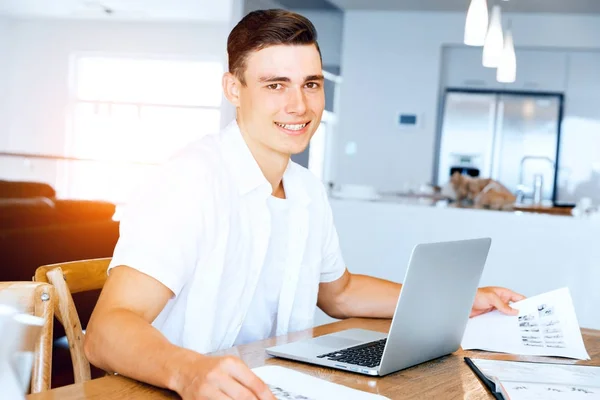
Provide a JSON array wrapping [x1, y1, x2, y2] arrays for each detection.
[[443, 47, 568, 93], [443, 47, 505, 90], [502, 50, 567, 93]]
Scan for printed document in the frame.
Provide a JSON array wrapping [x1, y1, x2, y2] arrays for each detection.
[[470, 358, 600, 400], [252, 365, 389, 400], [462, 287, 590, 359]]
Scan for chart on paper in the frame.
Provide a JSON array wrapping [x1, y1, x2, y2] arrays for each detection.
[[462, 287, 590, 359], [519, 300, 567, 349]]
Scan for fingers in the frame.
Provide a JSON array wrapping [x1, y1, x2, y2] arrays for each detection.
[[218, 377, 260, 400], [485, 286, 526, 303], [212, 391, 231, 400], [508, 290, 526, 302], [198, 385, 231, 400], [490, 293, 518, 315], [496, 287, 526, 303], [472, 287, 524, 317], [469, 309, 486, 318], [223, 358, 275, 400]]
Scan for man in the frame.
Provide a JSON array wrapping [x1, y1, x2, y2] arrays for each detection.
[[85, 9, 524, 400]]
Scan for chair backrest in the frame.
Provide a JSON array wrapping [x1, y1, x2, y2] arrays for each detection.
[[35, 258, 110, 294], [0, 282, 55, 393], [34, 258, 111, 384]]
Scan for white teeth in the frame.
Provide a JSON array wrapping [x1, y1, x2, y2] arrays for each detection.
[[275, 122, 308, 131]]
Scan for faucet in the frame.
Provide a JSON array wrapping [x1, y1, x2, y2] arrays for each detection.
[[516, 156, 555, 203]]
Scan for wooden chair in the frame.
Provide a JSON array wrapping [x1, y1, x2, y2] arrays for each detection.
[[0, 282, 55, 393], [34, 258, 111, 384]]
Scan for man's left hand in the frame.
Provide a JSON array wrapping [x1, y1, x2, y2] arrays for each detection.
[[470, 286, 526, 318]]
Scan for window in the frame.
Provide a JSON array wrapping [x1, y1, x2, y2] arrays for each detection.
[[59, 55, 223, 204]]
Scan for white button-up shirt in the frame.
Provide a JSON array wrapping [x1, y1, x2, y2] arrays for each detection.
[[108, 120, 346, 354]]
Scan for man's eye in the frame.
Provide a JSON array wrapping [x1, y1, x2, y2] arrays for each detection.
[[305, 82, 320, 89], [267, 83, 283, 90]]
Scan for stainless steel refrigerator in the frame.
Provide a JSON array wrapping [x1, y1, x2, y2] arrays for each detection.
[[435, 90, 563, 204]]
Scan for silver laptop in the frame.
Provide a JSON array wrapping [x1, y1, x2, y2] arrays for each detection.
[[266, 238, 491, 376]]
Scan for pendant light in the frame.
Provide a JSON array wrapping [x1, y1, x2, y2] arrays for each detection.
[[497, 28, 516, 83], [482, 5, 504, 68], [464, 0, 489, 46]]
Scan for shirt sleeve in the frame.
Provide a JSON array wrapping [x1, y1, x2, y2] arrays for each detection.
[[108, 159, 204, 297], [320, 191, 347, 283]]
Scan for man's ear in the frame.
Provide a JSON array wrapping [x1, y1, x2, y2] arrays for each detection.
[[222, 72, 241, 107]]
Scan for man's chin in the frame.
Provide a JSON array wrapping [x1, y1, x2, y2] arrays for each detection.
[[275, 135, 312, 156], [286, 139, 313, 155]]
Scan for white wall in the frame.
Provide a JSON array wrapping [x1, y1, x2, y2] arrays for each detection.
[[334, 12, 600, 192], [559, 52, 600, 204], [244, 0, 283, 13], [220, 0, 247, 127], [1, 18, 230, 157], [244, 2, 344, 67], [0, 17, 11, 150], [292, 10, 343, 68]]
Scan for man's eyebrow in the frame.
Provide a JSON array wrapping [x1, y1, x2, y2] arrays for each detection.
[[305, 74, 325, 82], [258, 76, 291, 83], [257, 74, 325, 83]]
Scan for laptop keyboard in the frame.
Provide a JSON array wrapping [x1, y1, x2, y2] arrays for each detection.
[[316, 338, 386, 368]]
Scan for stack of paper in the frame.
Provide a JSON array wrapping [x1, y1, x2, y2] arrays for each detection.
[[468, 358, 600, 400], [461, 287, 590, 360], [252, 366, 389, 400]]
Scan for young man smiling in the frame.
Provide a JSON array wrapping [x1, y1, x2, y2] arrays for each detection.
[[85, 9, 525, 400]]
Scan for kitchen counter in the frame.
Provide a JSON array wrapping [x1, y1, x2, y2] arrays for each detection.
[[513, 204, 574, 216], [314, 197, 600, 330], [331, 191, 575, 217]]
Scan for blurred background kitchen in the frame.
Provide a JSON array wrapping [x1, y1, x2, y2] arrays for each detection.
[[1, 0, 599, 386]]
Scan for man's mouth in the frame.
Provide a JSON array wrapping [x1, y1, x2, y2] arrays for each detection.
[[274, 121, 310, 131]]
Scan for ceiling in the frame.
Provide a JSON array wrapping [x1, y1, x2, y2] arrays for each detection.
[[3, 0, 596, 22], [328, 0, 600, 14], [277, 0, 340, 10], [0, 0, 233, 21]]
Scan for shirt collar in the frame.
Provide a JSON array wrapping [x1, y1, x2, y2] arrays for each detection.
[[219, 120, 311, 207]]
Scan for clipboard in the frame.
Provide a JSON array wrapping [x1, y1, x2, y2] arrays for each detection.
[[464, 357, 504, 400]]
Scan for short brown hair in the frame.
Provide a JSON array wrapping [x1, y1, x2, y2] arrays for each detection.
[[227, 9, 321, 85]]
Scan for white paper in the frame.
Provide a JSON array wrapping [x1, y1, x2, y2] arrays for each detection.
[[470, 359, 600, 400], [500, 381, 599, 400], [461, 287, 590, 360], [471, 359, 600, 389], [252, 366, 389, 400]]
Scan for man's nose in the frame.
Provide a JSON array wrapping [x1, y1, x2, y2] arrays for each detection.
[[285, 87, 307, 115]]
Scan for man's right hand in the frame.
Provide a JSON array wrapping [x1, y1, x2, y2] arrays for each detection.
[[175, 354, 276, 400], [86, 266, 277, 400]]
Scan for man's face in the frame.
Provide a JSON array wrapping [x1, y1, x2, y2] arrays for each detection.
[[235, 44, 325, 156]]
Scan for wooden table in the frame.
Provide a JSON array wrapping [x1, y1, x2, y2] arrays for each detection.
[[27, 318, 600, 399], [513, 204, 574, 216]]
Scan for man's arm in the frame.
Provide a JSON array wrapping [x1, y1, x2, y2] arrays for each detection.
[[317, 270, 525, 319], [85, 266, 274, 400], [317, 270, 400, 319]]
